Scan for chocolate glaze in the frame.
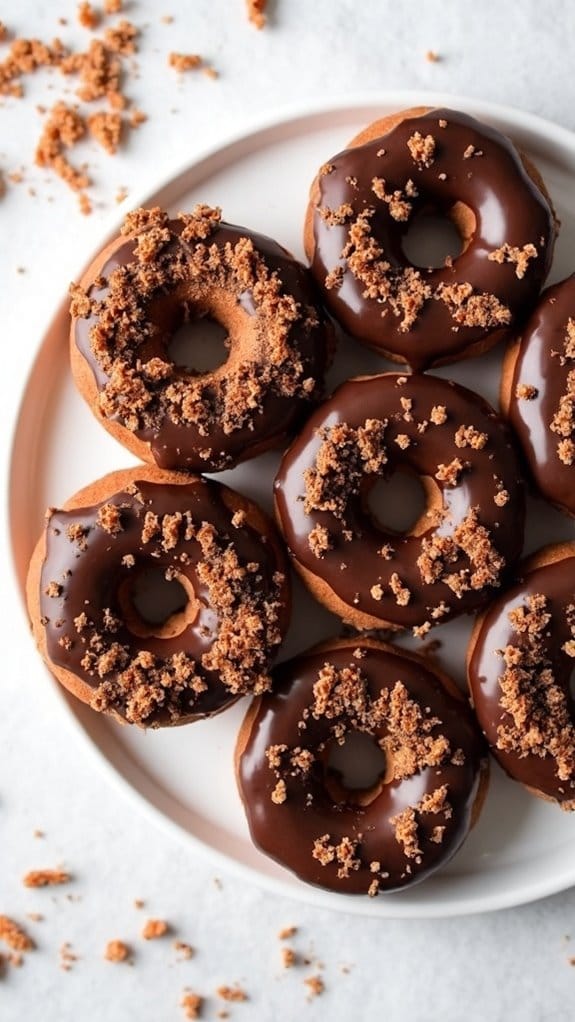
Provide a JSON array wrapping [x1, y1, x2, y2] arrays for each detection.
[[74, 220, 330, 471], [39, 478, 285, 726], [311, 108, 556, 368], [468, 555, 575, 803], [237, 642, 486, 894], [508, 275, 575, 515], [274, 373, 525, 629]]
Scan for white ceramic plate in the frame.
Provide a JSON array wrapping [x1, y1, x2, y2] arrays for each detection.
[[10, 92, 575, 918]]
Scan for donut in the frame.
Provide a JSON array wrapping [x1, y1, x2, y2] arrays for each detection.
[[304, 106, 557, 369], [70, 205, 332, 472], [26, 466, 290, 728], [467, 543, 575, 809], [236, 638, 488, 894], [274, 372, 525, 633], [501, 274, 575, 516]]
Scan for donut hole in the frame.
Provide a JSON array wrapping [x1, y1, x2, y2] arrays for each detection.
[[401, 203, 474, 269], [167, 314, 230, 374], [118, 565, 199, 639], [365, 470, 429, 536], [324, 731, 389, 807]]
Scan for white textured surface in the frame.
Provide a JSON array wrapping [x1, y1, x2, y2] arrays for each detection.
[[2, 1, 575, 1019]]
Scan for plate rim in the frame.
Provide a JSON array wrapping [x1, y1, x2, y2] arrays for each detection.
[[9, 89, 575, 919]]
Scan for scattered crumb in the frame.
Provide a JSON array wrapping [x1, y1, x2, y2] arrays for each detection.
[[0, 916, 35, 952], [26, 913, 44, 923], [174, 940, 195, 960], [425, 50, 441, 62], [141, 918, 169, 940], [515, 383, 538, 400], [181, 991, 204, 1019], [133, 898, 144, 909], [104, 939, 131, 962], [59, 942, 77, 971], [278, 925, 297, 940], [304, 975, 325, 999], [246, 0, 267, 29], [77, 2, 100, 30], [281, 947, 297, 968], [216, 985, 248, 1002], [23, 868, 70, 888], [168, 52, 202, 72]]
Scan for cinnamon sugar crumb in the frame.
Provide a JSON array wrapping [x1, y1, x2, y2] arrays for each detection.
[[23, 868, 70, 888], [104, 939, 131, 962], [181, 992, 204, 1019], [488, 242, 538, 279], [141, 918, 169, 940], [246, 0, 267, 29]]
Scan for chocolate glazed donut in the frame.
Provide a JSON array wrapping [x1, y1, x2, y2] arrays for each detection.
[[502, 274, 575, 516], [236, 638, 488, 894], [26, 466, 290, 728], [305, 107, 557, 369], [274, 373, 525, 633], [70, 205, 332, 472], [468, 543, 575, 809]]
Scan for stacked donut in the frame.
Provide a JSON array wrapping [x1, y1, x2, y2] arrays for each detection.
[[26, 107, 575, 899]]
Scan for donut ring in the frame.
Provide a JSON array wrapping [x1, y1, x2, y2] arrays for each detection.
[[70, 205, 332, 472], [26, 466, 290, 728], [274, 372, 525, 633], [501, 274, 575, 516], [236, 638, 488, 894], [304, 107, 557, 369], [467, 543, 575, 809]]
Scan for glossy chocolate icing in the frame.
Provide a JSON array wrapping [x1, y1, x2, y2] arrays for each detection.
[[310, 108, 556, 368], [74, 219, 330, 471], [274, 373, 525, 630], [508, 275, 575, 515], [237, 642, 486, 894], [39, 477, 285, 725], [468, 554, 575, 804]]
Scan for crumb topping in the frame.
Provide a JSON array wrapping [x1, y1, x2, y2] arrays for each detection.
[[216, 985, 248, 1002], [407, 131, 436, 168], [417, 507, 504, 597], [488, 242, 538, 279], [303, 419, 387, 519], [550, 319, 575, 465], [515, 383, 538, 400], [324, 205, 511, 333], [70, 207, 320, 447], [495, 594, 575, 783], [390, 784, 451, 860]]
